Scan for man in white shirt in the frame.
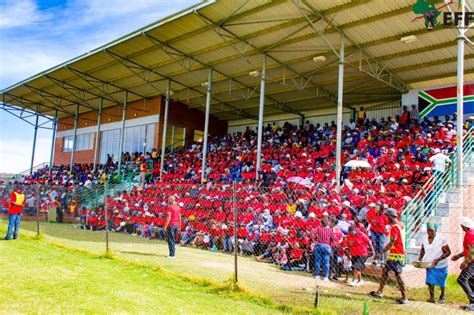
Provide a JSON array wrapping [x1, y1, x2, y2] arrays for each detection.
[[419, 222, 451, 304], [429, 148, 451, 175]]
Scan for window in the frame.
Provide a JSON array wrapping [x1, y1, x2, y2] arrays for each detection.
[[99, 124, 155, 163], [194, 130, 204, 143], [63, 136, 74, 152], [63, 133, 94, 152]]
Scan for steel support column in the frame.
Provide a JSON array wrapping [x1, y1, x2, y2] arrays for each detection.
[[456, 2, 466, 220], [93, 98, 103, 172], [171, 124, 175, 154], [30, 114, 39, 175], [160, 80, 171, 180], [118, 92, 128, 172], [256, 55, 267, 180], [70, 105, 79, 173], [201, 68, 213, 183], [48, 110, 58, 176], [335, 33, 345, 191]]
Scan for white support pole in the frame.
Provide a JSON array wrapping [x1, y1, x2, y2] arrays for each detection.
[[456, 2, 466, 219], [335, 33, 345, 192], [30, 114, 39, 175], [70, 104, 79, 173], [160, 80, 171, 181], [201, 68, 213, 183], [48, 110, 58, 177], [118, 91, 128, 173], [171, 124, 175, 154], [93, 97, 103, 172], [256, 55, 266, 180]]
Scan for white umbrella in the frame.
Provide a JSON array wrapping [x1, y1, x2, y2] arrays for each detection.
[[344, 160, 371, 168], [287, 176, 313, 189]]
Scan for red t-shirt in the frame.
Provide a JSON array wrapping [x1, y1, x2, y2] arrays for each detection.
[[289, 248, 304, 260], [366, 209, 389, 235], [463, 229, 474, 262], [388, 223, 405, 260], [9, 191, 25, 215], [166, 204, 181, 227], [346, 232, 371, 257]]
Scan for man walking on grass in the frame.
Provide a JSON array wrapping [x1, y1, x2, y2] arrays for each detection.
[[164, 196, 182, 259], [4, 185, 25, 240], [451, 217, 474, 311], [370, 208, 408, 304]]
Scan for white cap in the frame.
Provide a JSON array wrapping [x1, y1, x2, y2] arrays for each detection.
[[369, 203, 376, 207], [309, 212, 316, 218], [460, 217, 474, 229], [434, 148, 441, 153], [402, 179, 408, 183], [264, 209, 270, 214], [343, 201, 351, 207], [389, 177, 395, 182], [178, 202, 184, 207], [295, 211, 303, 218], [222, 224, 228, 229], [323, 212, 329, 216]]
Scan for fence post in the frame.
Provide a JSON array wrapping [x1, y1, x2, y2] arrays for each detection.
[[404, 203, 409, 258], [232, 180, 238, 284], [35, 184, 40, 237], [450, 154, 455, 187], [104, 181, 109, 255]]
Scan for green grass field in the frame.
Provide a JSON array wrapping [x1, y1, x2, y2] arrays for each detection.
[[0, 219, 470, 314], [0, 236, 297, 314]]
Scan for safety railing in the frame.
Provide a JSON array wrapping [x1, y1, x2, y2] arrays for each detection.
[[403, 126, 473, 248], [75, 174, 139, 210], [10, 162, 49, 181]]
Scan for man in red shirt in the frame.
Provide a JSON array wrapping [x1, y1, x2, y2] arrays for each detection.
[[451, 217, 474, 311], [346, 225, 374, 287], [4, 185, 26, 240], [366, 203, 389, 265], [164, 196, 182, 258], [370, 208, 407, 304]]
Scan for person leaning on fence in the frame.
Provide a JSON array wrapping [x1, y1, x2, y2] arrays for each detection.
[[4, 185, 25, 240], [451, 217, 474, 312], [370, 208, 408, 305], [418, 222, 451, 304], [164, 196, 181, 259]]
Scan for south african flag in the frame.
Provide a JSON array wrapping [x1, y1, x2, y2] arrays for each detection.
[[418, 83, 474, 118]]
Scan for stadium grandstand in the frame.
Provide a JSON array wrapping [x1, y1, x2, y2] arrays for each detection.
[[1, 0, 474, 313]]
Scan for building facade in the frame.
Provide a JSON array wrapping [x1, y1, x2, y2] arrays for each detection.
[[53, 95, 228, 165]]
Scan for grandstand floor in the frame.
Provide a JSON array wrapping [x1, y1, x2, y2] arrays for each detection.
[[2, 220, 468, 315]]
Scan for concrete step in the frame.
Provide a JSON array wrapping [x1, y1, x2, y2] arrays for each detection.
[[436, 202, 450, 217]]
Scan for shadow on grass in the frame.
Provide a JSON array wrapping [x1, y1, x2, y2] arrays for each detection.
[[117, 250, 164, 257]]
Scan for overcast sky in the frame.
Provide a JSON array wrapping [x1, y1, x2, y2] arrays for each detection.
[[0, 0, 198, 173]]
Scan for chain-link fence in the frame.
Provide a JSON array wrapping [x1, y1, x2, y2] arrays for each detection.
[[1, 178, 473, 314]]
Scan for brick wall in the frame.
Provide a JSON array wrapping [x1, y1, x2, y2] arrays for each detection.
[[54, 137, 95, 165], [54, 95, 228, 164], [160, 97, 228, 146]]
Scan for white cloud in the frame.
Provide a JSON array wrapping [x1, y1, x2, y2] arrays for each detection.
[[0, 0, 51, 29], [0, 135, 52, 174]]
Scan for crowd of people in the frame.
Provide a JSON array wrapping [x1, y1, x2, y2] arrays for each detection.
[[3, 110, 473, 309]]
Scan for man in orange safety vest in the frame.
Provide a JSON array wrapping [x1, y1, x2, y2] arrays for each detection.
[[4, 185, 26, 240]]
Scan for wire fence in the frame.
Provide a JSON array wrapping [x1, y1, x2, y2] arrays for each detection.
[[1, 179, 473, 314]]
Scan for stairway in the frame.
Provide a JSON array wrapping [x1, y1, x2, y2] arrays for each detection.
[[406, 164, 474, 263]]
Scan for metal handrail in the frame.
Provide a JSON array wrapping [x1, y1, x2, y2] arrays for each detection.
[[10, 162, 49, 180], [403, 126, 473, 249]]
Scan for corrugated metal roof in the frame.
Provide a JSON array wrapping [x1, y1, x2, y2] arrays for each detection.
[[1, 0, 473, 121]]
